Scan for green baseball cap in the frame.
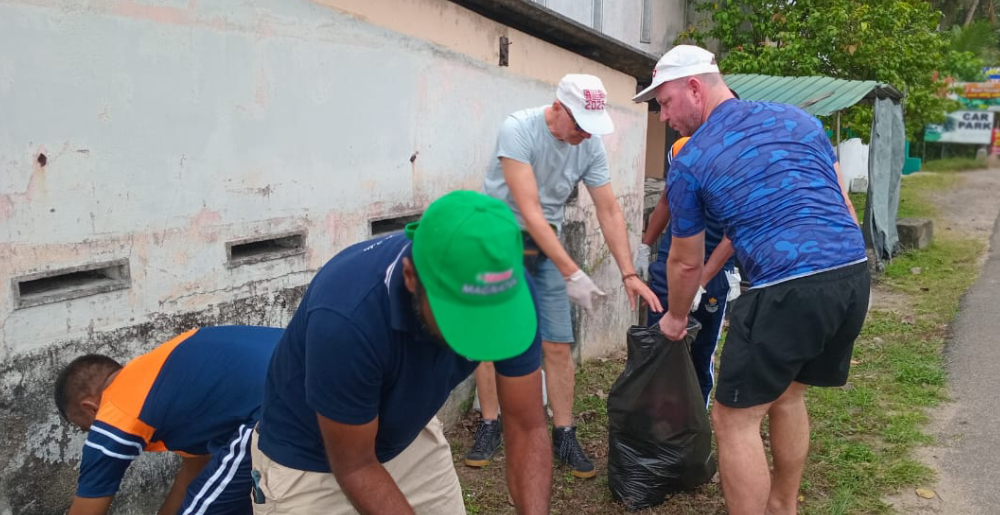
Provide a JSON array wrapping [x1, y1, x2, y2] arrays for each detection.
[[405, 190, 538, 361]]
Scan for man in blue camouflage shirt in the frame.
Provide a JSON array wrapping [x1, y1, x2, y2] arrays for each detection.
[[634, 45, 870, 515]]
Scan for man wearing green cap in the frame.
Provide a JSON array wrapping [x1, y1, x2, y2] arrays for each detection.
[[250, 190, 550, 515]]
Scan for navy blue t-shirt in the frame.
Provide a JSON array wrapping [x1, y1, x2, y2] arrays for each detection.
[[667, 100, 866, 287], [78, 326, 280, 497], [654, 207, 734, 271], [257, 233, 542, 471]]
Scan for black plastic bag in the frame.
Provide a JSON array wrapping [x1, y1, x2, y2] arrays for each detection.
[[607, 322, 715, 511]]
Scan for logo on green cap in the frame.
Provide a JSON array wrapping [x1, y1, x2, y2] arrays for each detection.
[[465, 269, 517, 295]]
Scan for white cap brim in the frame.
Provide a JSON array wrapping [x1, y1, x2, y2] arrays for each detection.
[[632, 82, 662, 104], [631, 62, 721, 103], [575, 110, 614, 136]]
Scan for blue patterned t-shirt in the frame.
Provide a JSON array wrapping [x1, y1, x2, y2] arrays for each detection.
[[667, 100, 866, 287]]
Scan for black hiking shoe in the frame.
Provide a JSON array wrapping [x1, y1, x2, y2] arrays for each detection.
[[465, 418, 503, 467], [552, 425, 596, 478]]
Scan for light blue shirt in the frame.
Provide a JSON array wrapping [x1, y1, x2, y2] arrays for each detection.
[[484, 107, 611, 230]]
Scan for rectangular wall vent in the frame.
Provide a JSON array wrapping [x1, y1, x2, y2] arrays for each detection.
[[226, 231, 306, 268], [13, 259, 131, 309], [370, 214, 422, 237]]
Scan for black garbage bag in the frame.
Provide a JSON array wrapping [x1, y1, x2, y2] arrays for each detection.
[[607, 321, 715, 511]]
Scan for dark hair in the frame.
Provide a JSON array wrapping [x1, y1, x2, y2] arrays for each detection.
[[54, 354, 122, 421], [413, 270, 426, 299]]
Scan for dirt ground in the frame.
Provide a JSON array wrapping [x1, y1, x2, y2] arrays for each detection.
[[447, 395, 730, 515], [871, 169, 1000, 315], [446, 170, 1000, 514], [925, 170, 1000, 242], [882, 169, 1000, 514]]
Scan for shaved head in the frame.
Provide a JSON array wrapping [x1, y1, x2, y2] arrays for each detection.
[[54, 354, 121, 423]]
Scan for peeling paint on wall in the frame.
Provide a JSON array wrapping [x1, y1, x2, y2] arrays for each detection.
[[0, 285, 304, 515], [0, 0, 652, 512]]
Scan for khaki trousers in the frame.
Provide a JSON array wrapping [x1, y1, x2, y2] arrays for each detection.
[[250, 417, 466, 515]]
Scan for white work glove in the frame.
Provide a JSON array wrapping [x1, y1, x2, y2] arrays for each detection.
[[634, 244, 651, 281], [725, 269, 742, 302], [690, 285, 706, 312], [565, 270, 607, 313]]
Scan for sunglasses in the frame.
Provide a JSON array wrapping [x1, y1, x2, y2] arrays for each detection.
[[565, 107, 585, 133]]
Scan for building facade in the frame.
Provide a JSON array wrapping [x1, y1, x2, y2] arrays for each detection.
[[0, 0, 685, 512]]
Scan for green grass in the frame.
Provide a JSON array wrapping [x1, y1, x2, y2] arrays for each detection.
[[884, 239, 983, 318], [796, 172, 981, 513], [897, 172, 959, 219], [920, 157, 985, 173], [850, 192, 866, 223], [796, 236, 981, 513], [854, 169, 960, 223], [453, 171, 985, 515]]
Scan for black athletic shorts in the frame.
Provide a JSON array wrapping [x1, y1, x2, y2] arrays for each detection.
[[715, 261, 871, 408]]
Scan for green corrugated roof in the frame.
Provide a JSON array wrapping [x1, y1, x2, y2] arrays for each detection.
[[724, 74, 903, 117]]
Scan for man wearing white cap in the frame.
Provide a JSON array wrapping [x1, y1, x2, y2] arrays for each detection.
[[468, 74, 662, 479], [634, 46, 869, 515]]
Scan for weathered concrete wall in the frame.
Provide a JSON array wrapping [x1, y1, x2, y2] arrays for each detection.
[[0, 0, 648, 513], [0, 288, 304, 515], [602, 0, 689, 56], [544, 0, 686, 56], [545, 0, 594, 27]]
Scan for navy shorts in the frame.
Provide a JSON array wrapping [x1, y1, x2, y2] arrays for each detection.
[[178, 422, 255, 515]]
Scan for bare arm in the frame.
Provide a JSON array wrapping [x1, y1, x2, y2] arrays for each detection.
[[833, 162, 859, 226], [156, 454, 210, 515], [496, 369, 551, 515], [589, 183, 663, 312], [502, 158, 578, 277], [641, 191, 671, 247], [667, 233, 705, 319], [67, 496, 113, 515], [318, 415, 415, 515], [700, 236, 734, 287]]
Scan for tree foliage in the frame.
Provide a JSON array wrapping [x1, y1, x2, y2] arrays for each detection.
[[936, 0, 1000, 28], [946, 20, 1000, 63], [679, 0, 984, 141]]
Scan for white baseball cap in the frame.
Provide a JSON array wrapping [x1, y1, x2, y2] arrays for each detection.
[[555, 74, 615, 135], [632, 45, 719, 103]]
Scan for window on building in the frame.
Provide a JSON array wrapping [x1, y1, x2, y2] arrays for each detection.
[[640, 0, 652, 43]]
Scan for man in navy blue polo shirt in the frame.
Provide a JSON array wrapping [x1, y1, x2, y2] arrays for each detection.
[[634, 45, 869, 515], [251, 191, 550, 515]]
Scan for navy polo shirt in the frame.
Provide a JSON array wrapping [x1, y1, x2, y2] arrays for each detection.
[[257, 232, 542, 472]]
